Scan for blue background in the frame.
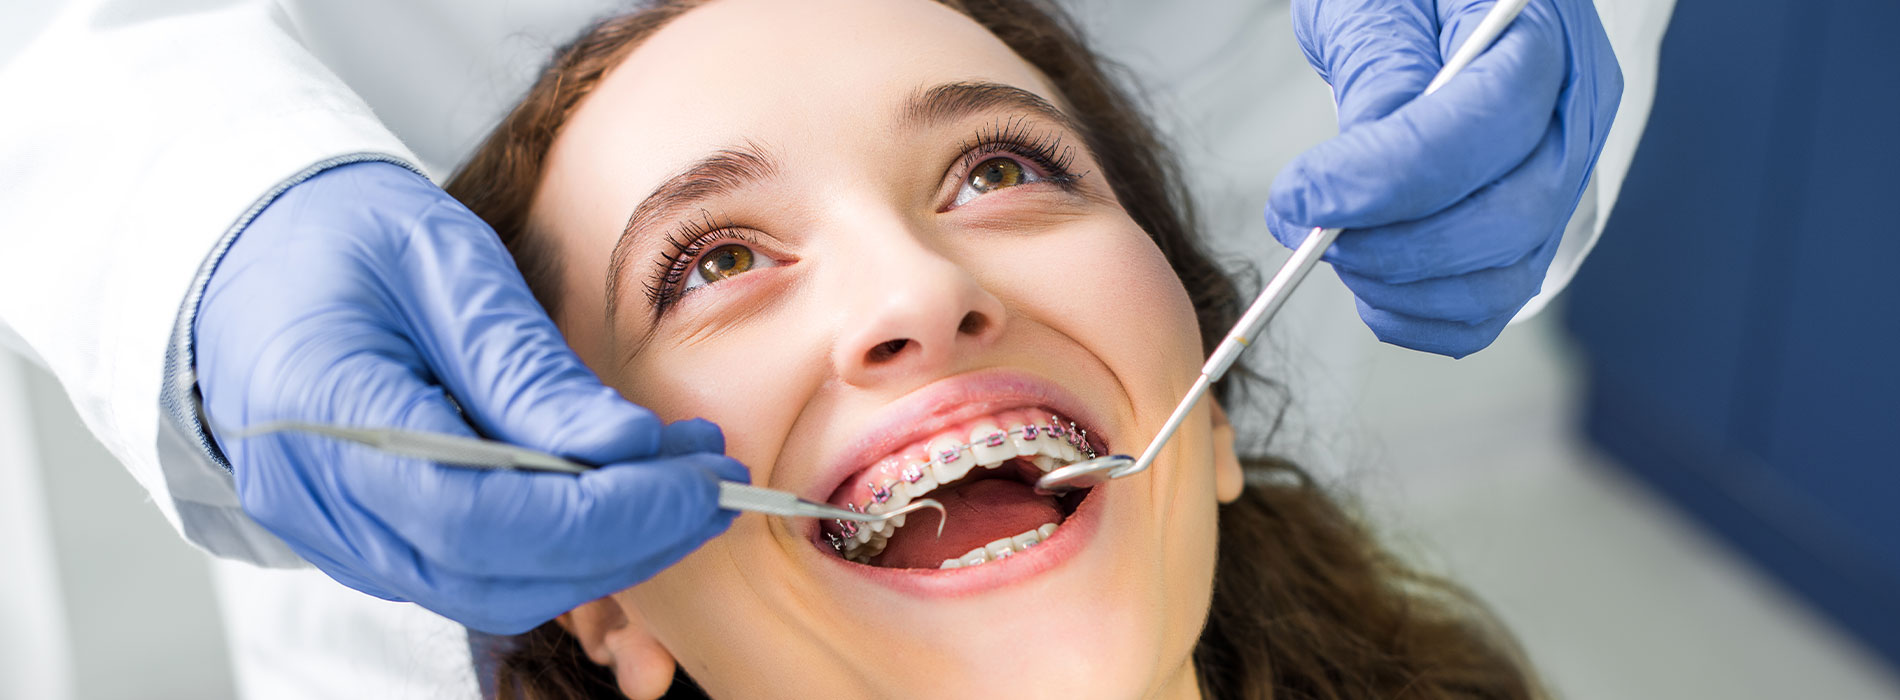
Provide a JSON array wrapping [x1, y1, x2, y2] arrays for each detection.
[[1567, 0, 1900, 667]]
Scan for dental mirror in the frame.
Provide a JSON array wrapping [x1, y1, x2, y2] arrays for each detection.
[[1033, 454, 1134, 495]]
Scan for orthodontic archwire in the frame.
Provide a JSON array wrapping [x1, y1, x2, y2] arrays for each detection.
[[826, 415, 1097, 550], [853, 416, 1096, 506]]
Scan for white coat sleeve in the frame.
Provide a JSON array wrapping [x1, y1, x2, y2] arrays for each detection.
[[0, 0, 422, 567], [1514, 0, 1678, 319]]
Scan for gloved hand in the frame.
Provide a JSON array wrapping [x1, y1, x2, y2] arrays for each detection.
[[196, 161, 748, 633], [1267, 0, 1622, 357]]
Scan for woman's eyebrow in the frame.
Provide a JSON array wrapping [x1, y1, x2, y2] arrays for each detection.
[[903, 80, 1079, 133], [605, 142, 780, 319]]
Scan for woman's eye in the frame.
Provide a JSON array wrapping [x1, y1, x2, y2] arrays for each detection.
[[698, 244, 753, 281], [952, 156, 1042, 207], [684, 243, 774, 293], [971, 157, 1026, 192]]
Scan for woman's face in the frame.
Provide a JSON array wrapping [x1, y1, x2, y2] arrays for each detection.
[[532, 0, 1240, 696]]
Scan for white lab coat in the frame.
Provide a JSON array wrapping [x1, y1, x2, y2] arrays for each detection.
[[0, 0, 1675, 697]]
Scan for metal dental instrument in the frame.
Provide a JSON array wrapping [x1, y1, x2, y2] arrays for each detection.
[[1036, 0, 1532, 495], [223, 420, 947, 534]]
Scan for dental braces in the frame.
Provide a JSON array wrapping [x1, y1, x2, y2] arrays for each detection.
[[828, 416, 1098, 554]]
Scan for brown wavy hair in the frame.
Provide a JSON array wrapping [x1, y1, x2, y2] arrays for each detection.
[[447, 1, 1541, 697]]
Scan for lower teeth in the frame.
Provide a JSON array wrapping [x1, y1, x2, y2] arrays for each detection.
[[938, 522, 1059, 569]]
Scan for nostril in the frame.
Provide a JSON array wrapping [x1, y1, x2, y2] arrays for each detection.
[[957, 312, 988, 337], [868, 339, 910, 363]]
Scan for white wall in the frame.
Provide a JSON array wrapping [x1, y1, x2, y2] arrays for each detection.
[[0, 352, 236, 700], [0, 353, 75, 700]]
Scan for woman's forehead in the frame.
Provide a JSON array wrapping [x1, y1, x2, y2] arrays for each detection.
[[554, 0, 1060, 180]]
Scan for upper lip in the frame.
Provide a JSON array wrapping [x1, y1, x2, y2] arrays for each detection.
[[808, 367, 1109, 505]]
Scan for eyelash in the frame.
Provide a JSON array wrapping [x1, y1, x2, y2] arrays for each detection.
[[951, 118, 1085, 197], [643, 211, 758, 312], [643, 123, 1085, 313]]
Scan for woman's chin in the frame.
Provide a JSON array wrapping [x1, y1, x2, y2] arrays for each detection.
[[799, 483, 1162, 693], [653, 482, 1176, 699]]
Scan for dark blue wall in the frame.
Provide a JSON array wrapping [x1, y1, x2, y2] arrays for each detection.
[[1566, 0, 1900, 667]]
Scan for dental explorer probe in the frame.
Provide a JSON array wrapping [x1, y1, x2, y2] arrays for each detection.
[[1036, 0, 1533, 495], [221, 420, 947, 533]]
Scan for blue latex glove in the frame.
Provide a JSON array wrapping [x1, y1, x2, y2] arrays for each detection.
[[196, 161, 748, 633], [1267, 0, 1622, 357]]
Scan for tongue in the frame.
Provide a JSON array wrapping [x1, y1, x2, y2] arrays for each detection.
[[873, 477, 1062, 569]]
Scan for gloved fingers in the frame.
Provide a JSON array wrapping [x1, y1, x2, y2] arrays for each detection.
[[1263, 207, 1323, 252], [215, 331, 447, 531], [347, 448, 745, 580], [1552, 0, 1625, 165], [1288, 0, 1441, 129], [261, 423, 727, 636], [303, 485, 721, 635], [1322, 123, 1570, 283], [1351, 297, 1517, 359], [1534, 0, 1623, 136], [211, 264, 738, 603], [279, 540, 408, 603], [1334, 229, 1562, 325], [225, 356, 484, 575], [1268, 4, 1567, 232], [659, 418, 728, 457], [358, 167, 669, 465]]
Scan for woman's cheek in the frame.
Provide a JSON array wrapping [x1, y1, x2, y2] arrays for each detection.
[[615, 358, 722, 423], [1088, 226, 1202, 366], [621, 303, 786, 412], [616, 308, 823, 484]]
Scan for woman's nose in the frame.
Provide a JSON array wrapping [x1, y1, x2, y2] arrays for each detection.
[[832, 229, 1007, 387]]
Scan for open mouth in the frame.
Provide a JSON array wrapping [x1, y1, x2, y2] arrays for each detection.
[[820, 408, 1106, 570]]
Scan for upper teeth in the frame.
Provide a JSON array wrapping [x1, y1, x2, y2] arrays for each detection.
[[836, 415, 1095, 563]]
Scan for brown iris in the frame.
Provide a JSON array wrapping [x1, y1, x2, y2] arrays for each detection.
[[696, 244, 755, 282], [968, 157, 1026, 194]]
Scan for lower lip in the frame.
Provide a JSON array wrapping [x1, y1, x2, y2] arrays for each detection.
[[811, 481, 1107, 597]]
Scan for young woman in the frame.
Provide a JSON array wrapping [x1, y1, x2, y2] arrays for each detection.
[[447, 0, 1539, 697]]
